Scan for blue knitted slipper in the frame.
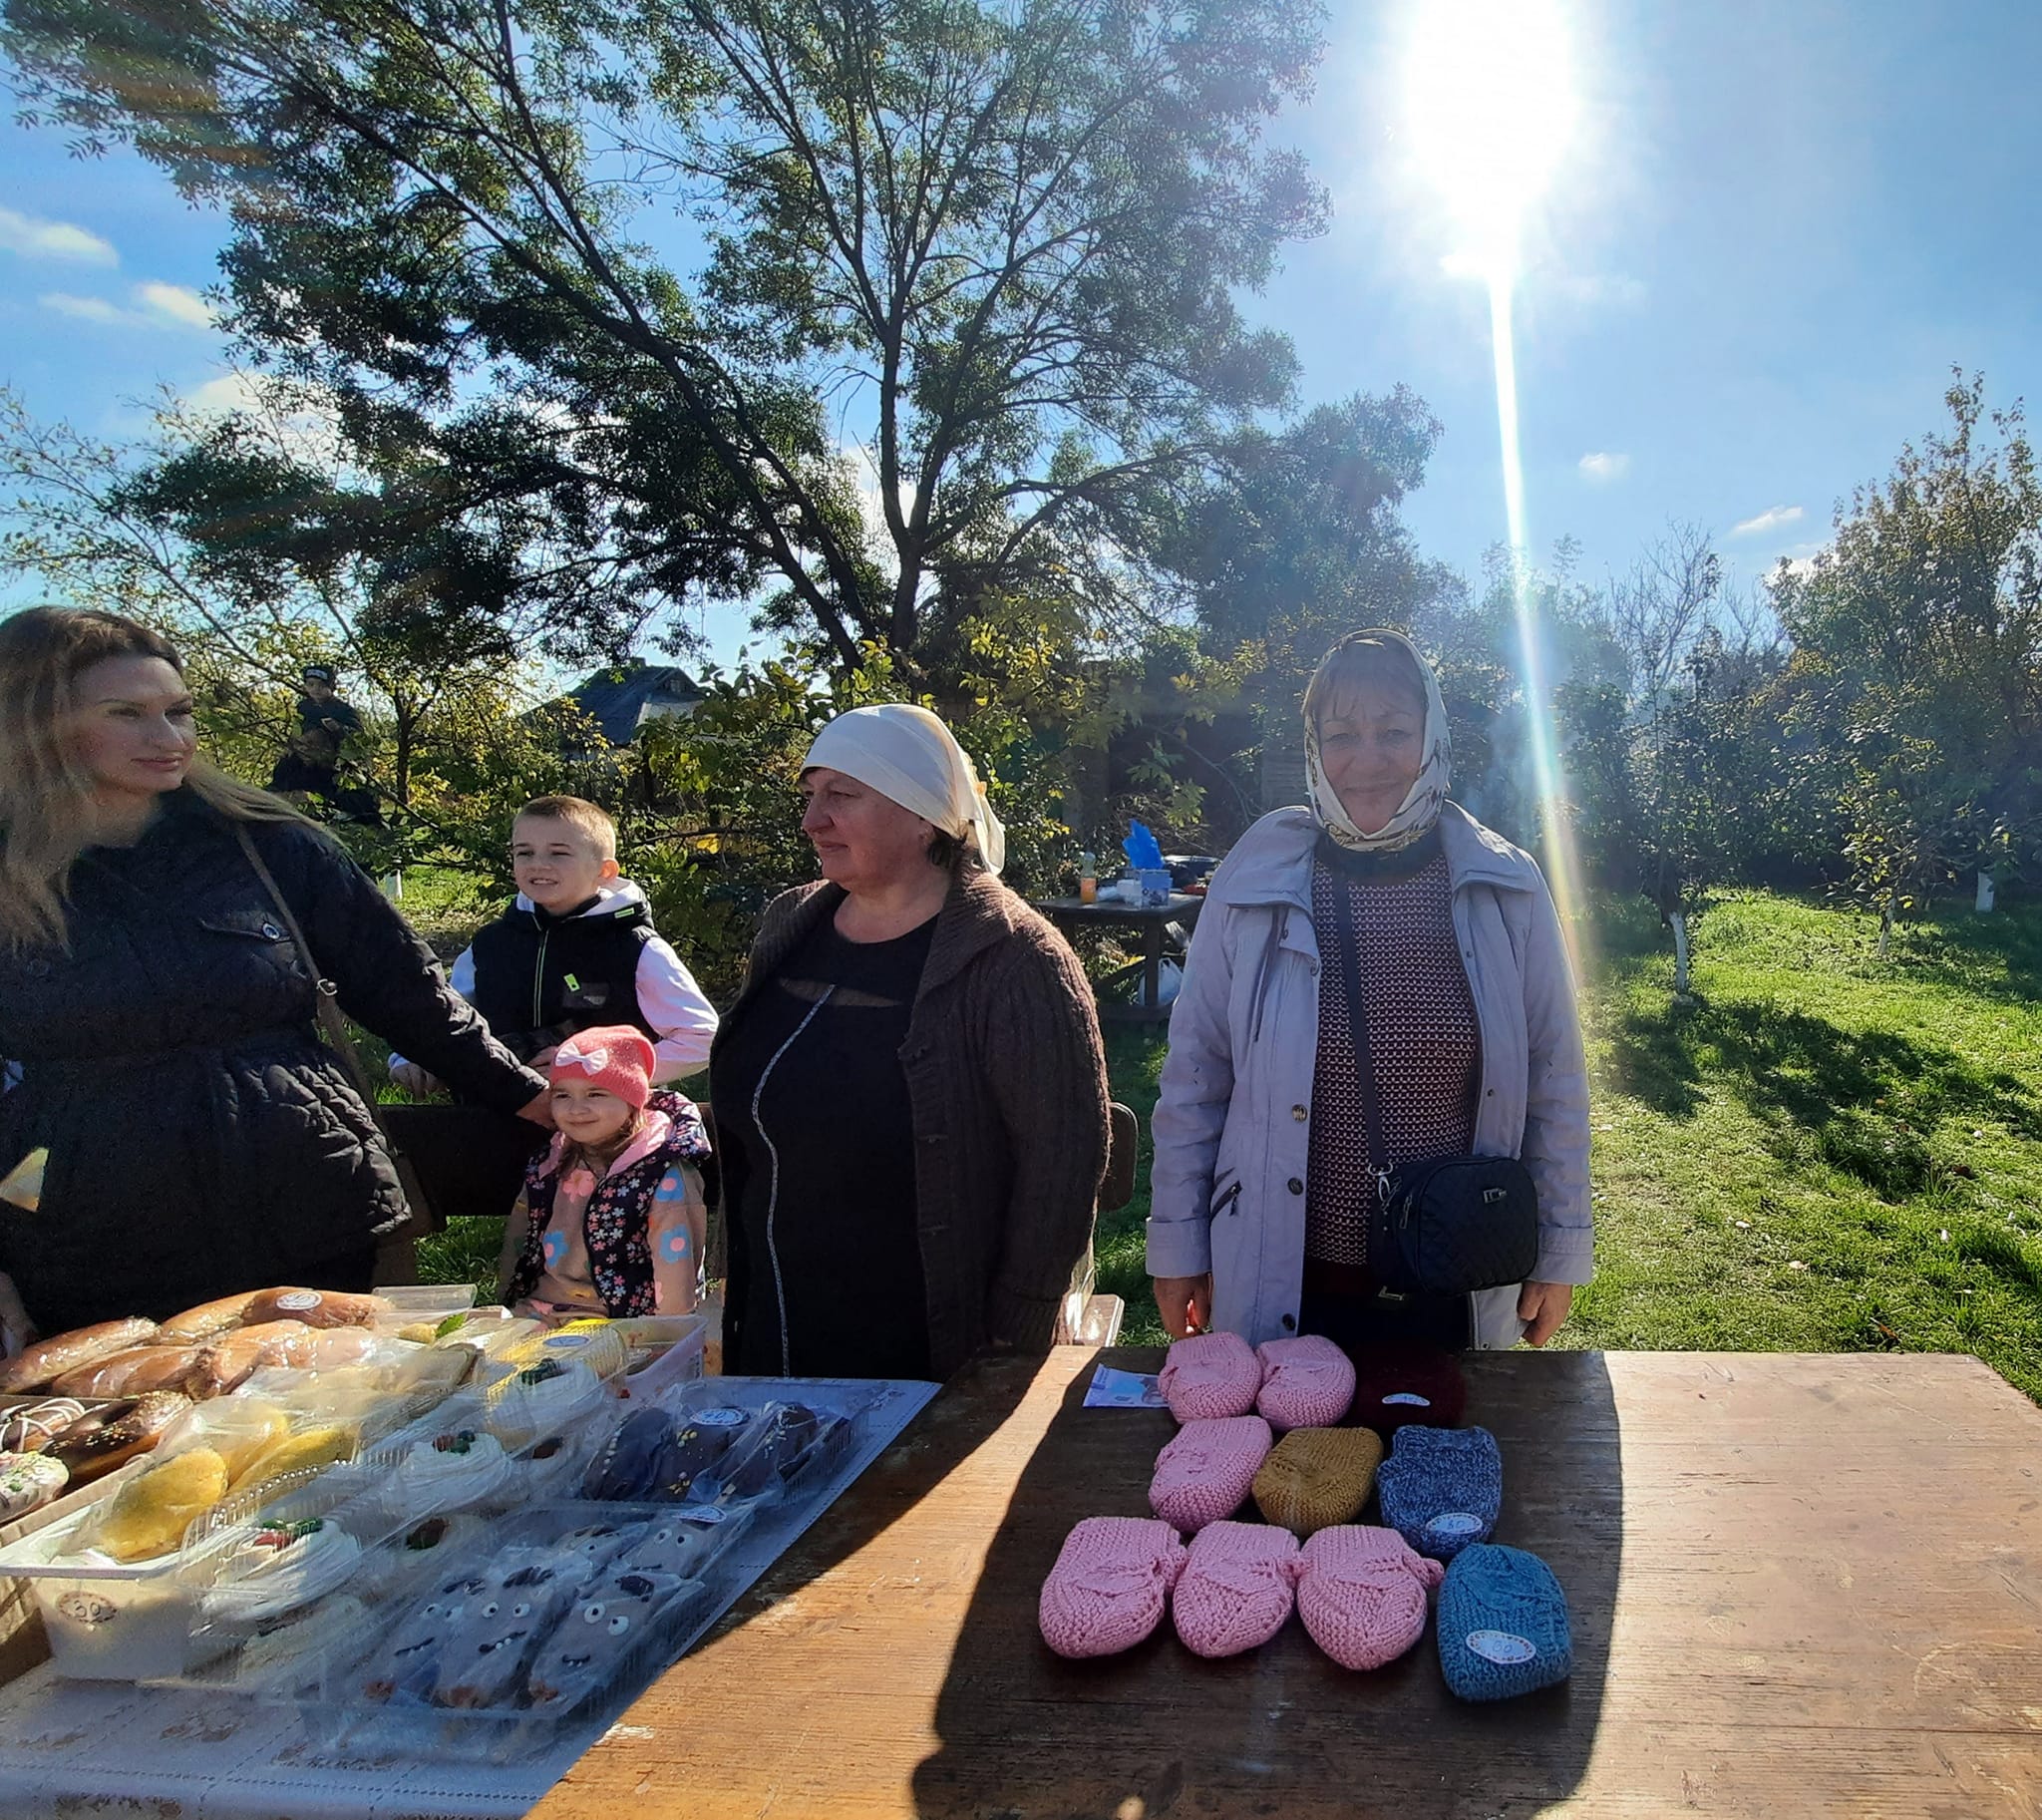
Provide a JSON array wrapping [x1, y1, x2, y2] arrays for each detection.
[[1437, 1544, 1572, 1700], [1375, 1425, 1502, 1561]]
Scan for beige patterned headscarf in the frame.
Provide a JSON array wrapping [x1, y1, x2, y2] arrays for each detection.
[[1303, 628, 1452, 854]]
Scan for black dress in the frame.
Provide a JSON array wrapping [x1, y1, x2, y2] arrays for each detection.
[[0, 790, 542, 1333], [710, 910, 936, 1379]]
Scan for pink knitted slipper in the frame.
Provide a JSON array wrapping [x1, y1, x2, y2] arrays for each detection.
[[1039, 1517, 1189, 1659], [1159, 1330, 1263, 1422], [1172, 1521, 1302, 1658], [1255, 1335, 1357, 1431], [1149, 1414, 1273, 1534], [1295, 1524, 1446, 1670]]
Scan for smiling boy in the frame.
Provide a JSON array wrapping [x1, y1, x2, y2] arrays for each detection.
[[389, 795, 716, 1092]]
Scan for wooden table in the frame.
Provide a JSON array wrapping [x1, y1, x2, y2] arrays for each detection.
[[535, 1346, 2042, 1819], [1030, 895, 1205, 1023]]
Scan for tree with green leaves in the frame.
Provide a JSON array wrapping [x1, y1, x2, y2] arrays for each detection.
[[5, 0, 1327, 683], [1774, 373, 2042, 950]]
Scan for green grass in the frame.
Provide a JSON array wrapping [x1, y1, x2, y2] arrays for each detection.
[[1093, 890, 2042, 1401]]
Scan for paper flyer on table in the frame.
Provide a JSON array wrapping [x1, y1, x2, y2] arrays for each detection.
[[1085, 1364, 1165, 1408]]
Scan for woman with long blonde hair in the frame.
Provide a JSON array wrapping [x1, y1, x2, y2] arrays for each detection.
[[0, 606, 549, 1338]]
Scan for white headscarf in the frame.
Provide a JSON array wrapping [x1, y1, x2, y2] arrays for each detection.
[[801, 703, 1007, 876], [1304, 628, 1453, 854]]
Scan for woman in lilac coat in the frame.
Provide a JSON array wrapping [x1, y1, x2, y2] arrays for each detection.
[[1147, 630, 1591, 1353]]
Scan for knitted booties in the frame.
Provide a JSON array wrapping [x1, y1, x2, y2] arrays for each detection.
[[1375, 1425, 1502, 1562], [1252, 1426, 1383, 1537], [1149, 1414, 1273, 1534], [1347, 1341, 1468, 1433], [1295, 1525, 1445, 1670], [1171, 1521, 1302, 1658], [1437, 1544, 1572, 1700], [1159, 1330, 1263, 1422], [1254, 1335, 1357, 1431], [1038, 1517, 1189, 1659]]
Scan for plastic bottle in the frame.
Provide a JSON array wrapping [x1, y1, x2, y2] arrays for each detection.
[[1078, 851, 1098, 905]]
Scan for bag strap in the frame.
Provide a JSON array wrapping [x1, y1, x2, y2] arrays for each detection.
[[1329, 878, 1391, 1205], [231, 823, 391, 1129]]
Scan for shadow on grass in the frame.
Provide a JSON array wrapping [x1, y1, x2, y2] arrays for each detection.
[[1896, 899, 2042, 1005], [1608, 996, 2042, 1199]]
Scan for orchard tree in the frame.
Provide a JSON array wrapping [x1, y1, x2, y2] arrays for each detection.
[[1776, 373, 2042, 943]]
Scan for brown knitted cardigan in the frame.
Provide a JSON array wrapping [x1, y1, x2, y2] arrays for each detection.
[[714, 863, 1110, 1380]]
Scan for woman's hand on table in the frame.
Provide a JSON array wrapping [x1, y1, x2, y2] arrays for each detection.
[[1518, 1280, 1573, 1347], [1152, 1273, 1212, 1340]]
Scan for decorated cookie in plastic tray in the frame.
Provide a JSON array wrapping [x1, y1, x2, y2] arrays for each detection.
[[273, 1377, 932, 1761], [575, 1383, 853, 1512], [311, 1507, 718, 1727]]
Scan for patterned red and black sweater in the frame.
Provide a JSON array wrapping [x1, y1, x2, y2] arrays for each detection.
[[1305, 829, 1481, 1270]]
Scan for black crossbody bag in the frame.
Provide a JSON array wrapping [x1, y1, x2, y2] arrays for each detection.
[[1330, 886, 1540, 1296]]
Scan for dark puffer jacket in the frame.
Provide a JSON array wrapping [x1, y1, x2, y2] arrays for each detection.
[[0, 790, 546, 1334]]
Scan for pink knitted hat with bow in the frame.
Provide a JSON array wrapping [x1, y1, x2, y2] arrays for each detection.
[[548, 1024, 655, 1109], [1158, 1330, 1263, 1422], [1038, 1516, 1188, 1659], [1172, 1521, 1302, 1658], [1295, 1524, 1446, 1670], [1255, 1335, 1357, 1431], [1149, 1414, 1273, 1534]]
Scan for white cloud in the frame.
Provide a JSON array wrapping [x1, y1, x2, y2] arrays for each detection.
[[136, 280, 214, 329], [1732, 504, 1805, 537], [38, 292, 128, 324], [182, 370, 350, 471], [0, 206, 118, 266], [38, 281, 217, 331], [1578, 452, 1630, 484], [185, 373, 266, 414]]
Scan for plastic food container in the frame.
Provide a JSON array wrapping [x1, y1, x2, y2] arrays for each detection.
[[607, 1314, 709, 1399], [0, 1396, 589, 1683], [374, 1284, 481, 1316]]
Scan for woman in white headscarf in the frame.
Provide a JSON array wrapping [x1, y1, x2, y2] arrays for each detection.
[[709, 704, 1109, 1380], [1147, 630, 1592, 1356]]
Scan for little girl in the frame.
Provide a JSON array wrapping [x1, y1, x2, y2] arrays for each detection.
[[501, 1026, 712, 1321]]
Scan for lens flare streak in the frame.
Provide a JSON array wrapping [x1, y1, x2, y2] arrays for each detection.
[[1485, 273, 1588, 972]]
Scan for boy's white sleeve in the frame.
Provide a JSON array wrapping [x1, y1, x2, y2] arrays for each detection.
[[637, 937, 719, 1080], [389, 943, 478, 1075]]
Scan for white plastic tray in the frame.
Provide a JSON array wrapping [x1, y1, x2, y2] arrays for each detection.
[[0, 1375, 938, 1814]]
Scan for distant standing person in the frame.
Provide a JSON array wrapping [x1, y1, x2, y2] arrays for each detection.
[[269, 661, 378, 822]]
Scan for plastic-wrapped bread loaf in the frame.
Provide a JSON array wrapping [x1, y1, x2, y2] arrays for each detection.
[[50, 1344, 201, 1399], [241, 1287, 392, 1330], [185, 1321, 313, 1397], [0, 1317, 160, 1394]]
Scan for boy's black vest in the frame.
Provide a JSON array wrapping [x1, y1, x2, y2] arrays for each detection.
[[467, 894, 657, 1063]]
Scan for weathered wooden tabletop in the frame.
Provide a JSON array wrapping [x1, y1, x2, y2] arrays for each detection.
[[532, 1345, 2042, 1819]]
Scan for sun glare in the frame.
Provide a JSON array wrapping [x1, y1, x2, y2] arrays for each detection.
[[1405, 0, 1577, 282], [1405, 0, 1590, 969]]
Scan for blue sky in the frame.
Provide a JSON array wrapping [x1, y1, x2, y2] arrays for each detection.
[[3, 0, 2039, 662]]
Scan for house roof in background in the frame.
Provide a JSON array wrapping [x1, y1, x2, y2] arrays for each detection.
[[564, 661, 704, 746]]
